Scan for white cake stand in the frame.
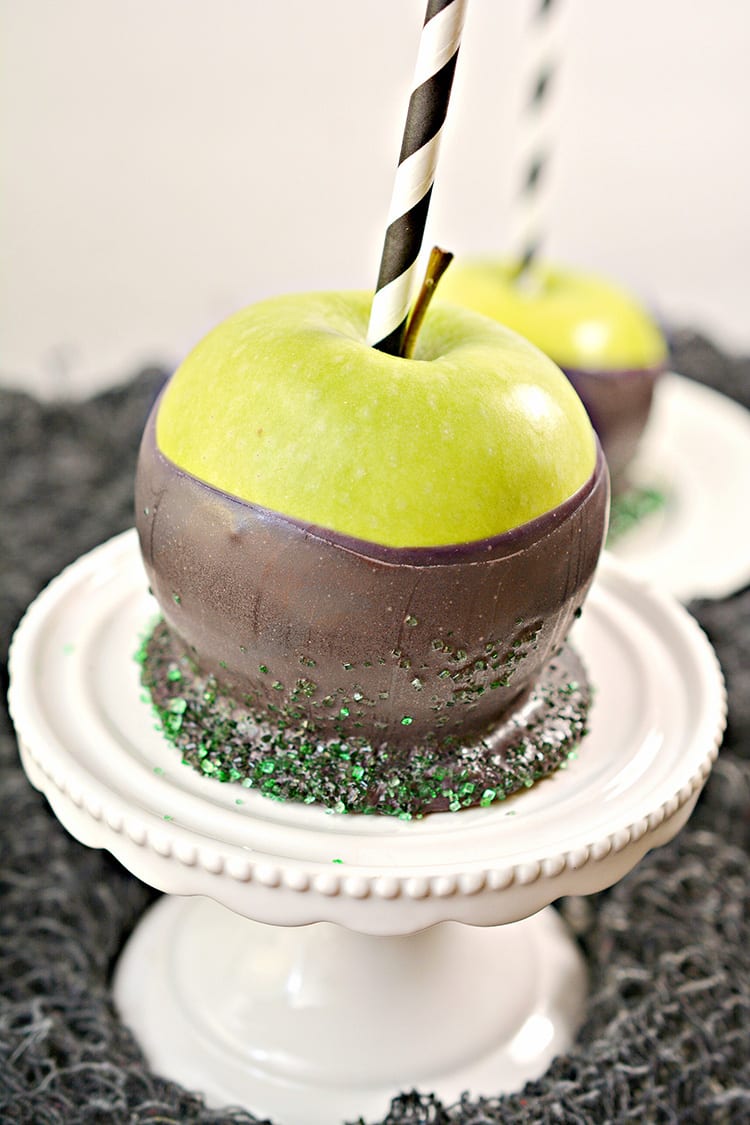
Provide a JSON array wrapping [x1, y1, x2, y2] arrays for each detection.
[[609, 372, 750, 601], [8, 530, 726, 1125]]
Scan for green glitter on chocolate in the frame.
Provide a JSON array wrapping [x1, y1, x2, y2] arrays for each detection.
[[139, 619, 592, 819], [172, 593, 181, 605]]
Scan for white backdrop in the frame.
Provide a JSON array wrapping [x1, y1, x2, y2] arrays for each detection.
[[2, 0, 749, 396]]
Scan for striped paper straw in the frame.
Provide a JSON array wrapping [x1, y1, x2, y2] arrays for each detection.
[[510, 0, 567, 277], [367, 0, 468, 355]]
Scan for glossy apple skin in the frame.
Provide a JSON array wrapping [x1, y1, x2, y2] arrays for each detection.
[[438, 261, 668, 485], [136, 409, 608, 749], [155, 291, 597, 547]]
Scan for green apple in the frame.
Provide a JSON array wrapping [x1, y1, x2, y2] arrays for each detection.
[[156, 290, 596, 548], [438, 259, 668, 372]]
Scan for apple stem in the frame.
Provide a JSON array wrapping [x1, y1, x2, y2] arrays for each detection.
[[400, 246, 454, 359]]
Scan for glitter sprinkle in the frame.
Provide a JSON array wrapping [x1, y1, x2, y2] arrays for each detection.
[[172, 593, 181, 605], [140, 619, 591, 820], [607, 485, 667, 543]]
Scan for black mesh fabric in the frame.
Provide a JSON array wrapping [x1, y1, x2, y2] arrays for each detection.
[[1, 331, 749, 1124]]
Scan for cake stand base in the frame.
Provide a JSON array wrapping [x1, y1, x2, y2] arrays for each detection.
[[114, 895, 586, 1125]]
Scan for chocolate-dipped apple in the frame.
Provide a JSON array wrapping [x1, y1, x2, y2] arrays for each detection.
[[438, 259, 669, 487], [136, 291, 609, 815]]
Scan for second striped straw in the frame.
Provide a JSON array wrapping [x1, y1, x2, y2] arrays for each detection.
[[510, 0, 568, 278]]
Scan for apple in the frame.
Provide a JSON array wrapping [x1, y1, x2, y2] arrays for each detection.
[[136, 290, 608, 753], [438, 259, 668, 484], [155, 291, 597, 546]]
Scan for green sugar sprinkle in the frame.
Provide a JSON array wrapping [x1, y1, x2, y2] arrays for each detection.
[[139, 619, 591, 820], [608, 484, 667, 544]]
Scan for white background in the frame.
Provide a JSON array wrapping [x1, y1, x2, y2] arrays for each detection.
[[2, 0, 748, 397]]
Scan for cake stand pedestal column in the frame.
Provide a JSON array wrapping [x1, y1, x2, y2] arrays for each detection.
[[114, 896, 585, 1124]]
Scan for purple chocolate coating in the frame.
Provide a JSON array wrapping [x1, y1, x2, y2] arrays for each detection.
[[563, 362, 665, 486], [136, 403, 609, 750]]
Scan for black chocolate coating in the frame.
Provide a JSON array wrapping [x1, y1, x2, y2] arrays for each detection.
[[136, 403, 609, 749], [564, 362, 665, 486]]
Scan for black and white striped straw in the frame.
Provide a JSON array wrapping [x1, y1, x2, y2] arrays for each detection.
[[511, 0, 566, 277], [367, 0, 468, 355]]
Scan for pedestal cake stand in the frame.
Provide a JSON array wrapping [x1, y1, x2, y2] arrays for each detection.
[[8, 530, 726, 1125]]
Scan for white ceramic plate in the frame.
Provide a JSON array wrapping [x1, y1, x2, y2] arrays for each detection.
[[610, 372, 750, 601]]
